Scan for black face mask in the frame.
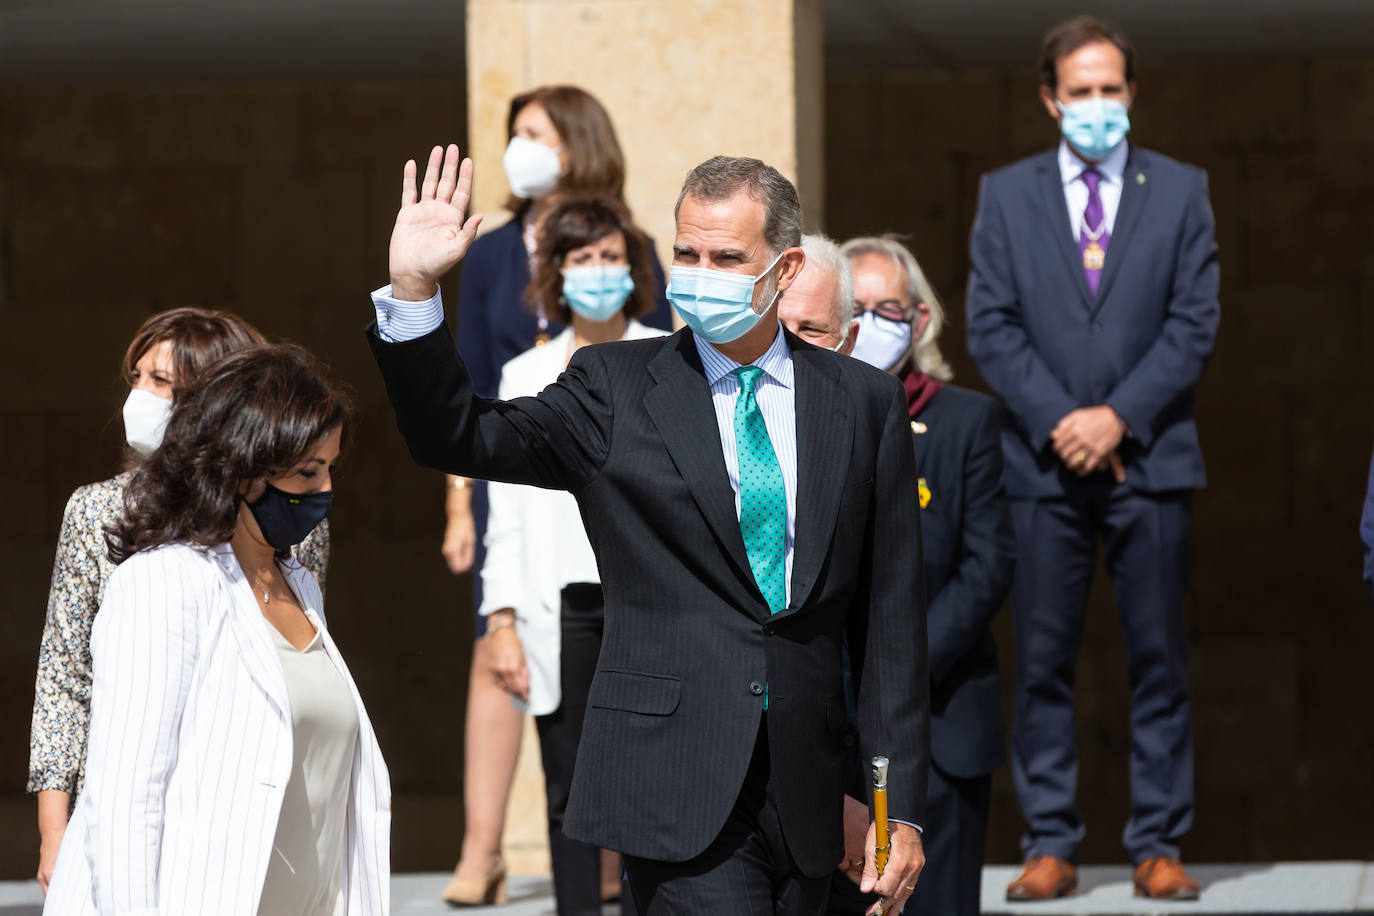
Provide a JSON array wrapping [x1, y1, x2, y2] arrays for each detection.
[[247, 482, 333, 550]]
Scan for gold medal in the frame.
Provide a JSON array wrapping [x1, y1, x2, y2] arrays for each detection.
[[1083, 240, 1105, 271]]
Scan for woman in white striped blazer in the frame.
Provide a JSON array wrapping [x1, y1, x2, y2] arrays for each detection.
[[43, 345, 390, 916]]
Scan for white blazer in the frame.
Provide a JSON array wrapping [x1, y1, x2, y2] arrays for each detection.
[[479, 321, 667, 716], [44, 542, 391, 916]]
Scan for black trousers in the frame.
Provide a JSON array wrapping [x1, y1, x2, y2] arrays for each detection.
[[624, 722, 830, 915], [1009, 485, 1194, 863], [826, 762, 991, 916], [535, 583, 612, 916]]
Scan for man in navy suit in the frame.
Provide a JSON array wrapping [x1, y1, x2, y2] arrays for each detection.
[[966, 16, 1219, 901], [784, 234, 1015, 916], [1362, 450, 1374, 601]]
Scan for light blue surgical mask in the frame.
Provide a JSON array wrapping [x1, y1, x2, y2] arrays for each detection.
[[849, 311, 911, 371], [1056, 97, 1130, 162], [667, 251, 784, 344], [561, 265, 634, 322]]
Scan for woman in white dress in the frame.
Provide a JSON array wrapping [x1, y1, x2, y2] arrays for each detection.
[[43, 344, 390, 916], [481, 193, 668, 916]]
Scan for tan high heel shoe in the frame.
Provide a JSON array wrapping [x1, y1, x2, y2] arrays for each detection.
[[441, 856, 508, 907]]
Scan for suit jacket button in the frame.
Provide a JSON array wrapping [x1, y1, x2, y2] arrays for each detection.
[[749, 681, 764, 696], [1089, 321, 1102, 333], [763, 623, 775, 636]]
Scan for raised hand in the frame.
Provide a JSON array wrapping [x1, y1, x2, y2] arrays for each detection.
[[389, 144, 484, 301]]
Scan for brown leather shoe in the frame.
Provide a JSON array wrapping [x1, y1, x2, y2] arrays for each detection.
[[1006, 856, 1078, 900], [1133, 856, 1200, 900]]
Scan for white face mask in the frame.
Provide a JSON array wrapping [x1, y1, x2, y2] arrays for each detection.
[[849, 311, 911, 371], [503, 136, 564, 200], [123, 388, 173, 456]]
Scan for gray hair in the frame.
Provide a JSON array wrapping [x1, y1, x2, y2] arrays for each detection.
[[675, 156, 802, 256], [840, 234, 953, 381], [800, 233, 854, 336]]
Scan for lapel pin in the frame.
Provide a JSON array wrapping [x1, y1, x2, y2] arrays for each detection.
[[1136, 172, 1146, 185], [910, 421, 927, 434], [918, 477, 932, 508]]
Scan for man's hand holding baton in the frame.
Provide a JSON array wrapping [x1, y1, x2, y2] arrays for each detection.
[[859, 756, 925, 915]]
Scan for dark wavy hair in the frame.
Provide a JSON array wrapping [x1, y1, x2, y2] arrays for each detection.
[[526, 193, 658, 326], [107, 344, 352, 564]]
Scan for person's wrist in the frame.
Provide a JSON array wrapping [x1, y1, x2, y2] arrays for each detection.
[[486, 620, 516, 639], [390, 274, 438, 302]]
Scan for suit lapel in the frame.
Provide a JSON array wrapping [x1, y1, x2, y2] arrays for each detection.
[[1036, 151, 1094, 307], [1092, 147, 1151, 312], [643, 332, 760, 605], [785, 340, 852, 614], [210, 545, 289, 719]]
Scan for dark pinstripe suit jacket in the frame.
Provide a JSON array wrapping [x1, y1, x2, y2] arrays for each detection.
[[369, 322, 929, 877]]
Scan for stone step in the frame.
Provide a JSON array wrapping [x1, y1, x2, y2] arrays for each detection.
[[4, 864, 1370, 915]]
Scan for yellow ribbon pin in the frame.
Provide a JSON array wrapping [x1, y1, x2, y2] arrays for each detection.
[[918, 477, 931, 509]]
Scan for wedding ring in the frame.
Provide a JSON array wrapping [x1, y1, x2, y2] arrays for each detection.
[[905, 884, 916, 891], [849, 858, 864, 870], [1073, 450, 1088, 466]]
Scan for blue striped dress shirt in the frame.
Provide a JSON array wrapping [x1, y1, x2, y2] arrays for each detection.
[[692, 326, 798, 607]]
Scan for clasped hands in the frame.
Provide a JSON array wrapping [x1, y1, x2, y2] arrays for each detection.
[[1051, 405, 1127, 483], [839, 795, 924, 915]]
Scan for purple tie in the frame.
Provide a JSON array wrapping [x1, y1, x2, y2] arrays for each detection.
[[1078, 168, 1109, 294]]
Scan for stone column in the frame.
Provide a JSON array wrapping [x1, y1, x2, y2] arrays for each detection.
[[464, 0, 824, 876], [467, 0, 825, 260]]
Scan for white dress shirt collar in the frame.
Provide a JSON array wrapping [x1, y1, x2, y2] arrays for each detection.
[[692, 322, 794, 390], [1058, 137, 1129, 190]]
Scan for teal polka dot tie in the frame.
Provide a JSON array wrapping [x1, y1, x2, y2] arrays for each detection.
[[731, 366, 786, 615]]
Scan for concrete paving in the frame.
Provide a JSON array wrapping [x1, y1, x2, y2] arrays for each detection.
[[3, 863, 1371, 914]]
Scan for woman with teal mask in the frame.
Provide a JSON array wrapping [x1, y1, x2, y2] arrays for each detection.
[[480, 193, 666, 915]]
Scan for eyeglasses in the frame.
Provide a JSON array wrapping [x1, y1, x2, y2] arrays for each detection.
[[855, 302, 914, 324]]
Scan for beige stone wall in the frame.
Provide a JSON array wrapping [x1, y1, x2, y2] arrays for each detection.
[[826, 57, 1374, 863], [466, 0, 825, 260]]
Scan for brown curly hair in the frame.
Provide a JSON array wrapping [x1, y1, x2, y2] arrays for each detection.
[[526, 193, 659, 326], [107, 344, 352, 563]]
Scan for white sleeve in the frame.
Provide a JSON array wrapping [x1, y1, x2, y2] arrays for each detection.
[[477, 362, 529, 618], [81, 548, 201, 915], [371, 284, 445, 343], [479, 478, 526, 618]]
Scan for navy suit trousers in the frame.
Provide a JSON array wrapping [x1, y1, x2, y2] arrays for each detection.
[[1009, 481, 1194, 863]]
